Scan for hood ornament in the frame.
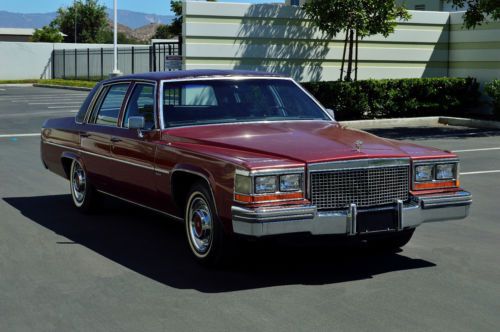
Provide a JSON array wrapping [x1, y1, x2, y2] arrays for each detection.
[[354, 140, 363, 152]]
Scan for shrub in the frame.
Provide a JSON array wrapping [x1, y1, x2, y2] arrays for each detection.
[[303, 77, 480, 121], [485, 79, 500, 118]]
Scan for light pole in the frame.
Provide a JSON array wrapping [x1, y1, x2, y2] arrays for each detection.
[[74, 0, 77, 43], [111, 0, 122, 76]]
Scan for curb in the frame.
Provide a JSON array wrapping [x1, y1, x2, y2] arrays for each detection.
[[438, 117, 500, 130], [0, 83, 35, 87], [33, 84, 93, 92], [340, 116, 500, 130]]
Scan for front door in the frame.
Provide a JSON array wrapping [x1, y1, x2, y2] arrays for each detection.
[[108, 82, 159, 207]]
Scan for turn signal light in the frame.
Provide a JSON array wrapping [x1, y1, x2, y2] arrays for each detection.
[[234, 192, 304, 203], [413, 180, 458, 190]]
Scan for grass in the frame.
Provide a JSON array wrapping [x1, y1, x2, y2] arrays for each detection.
[[0, 79, 39, 84], [37, 79, 97, 88], [0, 79, 98, 88]]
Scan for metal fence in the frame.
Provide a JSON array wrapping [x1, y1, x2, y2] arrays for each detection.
[[52, 41, 182, 80]]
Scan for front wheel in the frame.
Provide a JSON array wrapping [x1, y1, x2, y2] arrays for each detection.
[[69, 159, 98, 213], [185, 182, 229, 266]]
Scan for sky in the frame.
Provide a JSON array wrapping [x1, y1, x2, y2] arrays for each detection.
[[1, 0, 284, 16]]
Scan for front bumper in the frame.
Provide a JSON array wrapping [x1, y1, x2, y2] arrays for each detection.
[[231, 191, 471, 237]]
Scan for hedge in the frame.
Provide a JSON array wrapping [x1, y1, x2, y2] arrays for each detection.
[[485, 79, 500, 118], [303, 77, 480, 121]]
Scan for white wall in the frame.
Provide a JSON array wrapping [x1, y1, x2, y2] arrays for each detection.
[[183, 2, 450, 82], [0, 42, 145, 80]]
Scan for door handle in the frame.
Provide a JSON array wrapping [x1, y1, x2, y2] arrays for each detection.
[[110, 137, 122, 143]]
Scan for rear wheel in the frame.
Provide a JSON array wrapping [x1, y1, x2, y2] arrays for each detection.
[[367, 229, 415, 252], [70, 159, 98, 213], [185, 182, 229, 266]]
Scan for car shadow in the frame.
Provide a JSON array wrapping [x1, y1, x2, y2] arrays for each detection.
[[4, 194, 435, 293], [366, 126, 500, 141]]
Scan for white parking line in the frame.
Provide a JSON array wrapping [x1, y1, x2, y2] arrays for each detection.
[[461, 170, 500, 175], [47, 106, 80, 109], [0, 88, 6, 91], [11, 99, 84, 103], [453, 147, 500, 153], [29, 102, 82, 105], [0, 133, 40, 138]]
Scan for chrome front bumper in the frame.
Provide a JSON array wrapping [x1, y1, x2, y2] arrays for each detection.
[[231, 191, 472, 237]]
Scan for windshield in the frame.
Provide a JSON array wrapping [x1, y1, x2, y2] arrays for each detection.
[[162, 79, 329, 128]]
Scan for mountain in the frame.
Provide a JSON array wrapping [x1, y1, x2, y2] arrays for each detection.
[[0, 9, 173, 30]]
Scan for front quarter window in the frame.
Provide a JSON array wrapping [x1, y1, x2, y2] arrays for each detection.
[[162, 79, 328, 128]]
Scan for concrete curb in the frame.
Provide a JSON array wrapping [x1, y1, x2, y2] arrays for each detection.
[[340, 116, 500, 130], [33, 84, 93, 92], [0, 83, 35, 87]]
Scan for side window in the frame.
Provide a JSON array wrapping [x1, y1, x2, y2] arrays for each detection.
[[123, 84, 155, 129], [92, 83, 129, 126]]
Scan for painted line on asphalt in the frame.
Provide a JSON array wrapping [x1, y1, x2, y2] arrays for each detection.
[[0, 88, 6, 91], [11, 99, 85, 103], [47, 106, 80, 109], [0, 133, 40, 138], [461, 170, 500, 175], [30, 102, 83, 105], [0, 110, 78, 118], [453, 147, 500, 153]]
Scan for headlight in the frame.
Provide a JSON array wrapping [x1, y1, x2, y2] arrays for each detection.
[[280, 174, 302, 192], [234, 174, 252, 194], [255, 176, 277, 194], [436, 164, 455, 180], [415, 165, 433, 182]]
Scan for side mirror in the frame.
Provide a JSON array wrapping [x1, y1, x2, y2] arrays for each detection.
[[128, 116, 146, 138], [325, 108, 336, 120], [128, 116, 145, 129]]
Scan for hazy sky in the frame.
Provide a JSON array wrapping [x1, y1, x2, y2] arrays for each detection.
[[1, 0, 285, 16]]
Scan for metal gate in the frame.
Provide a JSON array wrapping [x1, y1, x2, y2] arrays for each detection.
[[51, 38, 183, 79], [152, 39, 183, 72]]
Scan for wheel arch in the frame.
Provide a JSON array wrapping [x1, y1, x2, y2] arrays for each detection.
[[60, 152, 83, 180], [170, 166, 218, 217]]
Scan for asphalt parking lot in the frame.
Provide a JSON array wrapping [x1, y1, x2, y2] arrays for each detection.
[[1, 86, 499, 332]]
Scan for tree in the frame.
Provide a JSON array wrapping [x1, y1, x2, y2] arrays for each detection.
[[169, 0, 183, 36], [152, 24, 173, 40], [52, 0, 109, 43], [447, 0, 500, 28], [303, 0, 410, 81], [31, 25, 64, 43]]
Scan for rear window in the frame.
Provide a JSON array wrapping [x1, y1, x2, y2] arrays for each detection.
[[76, 83, 100, 123]]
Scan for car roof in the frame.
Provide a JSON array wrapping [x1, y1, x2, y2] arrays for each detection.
[[102, 69, 286, 83]]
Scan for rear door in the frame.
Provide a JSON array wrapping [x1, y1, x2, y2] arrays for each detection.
[[80, 82, 131, 190]]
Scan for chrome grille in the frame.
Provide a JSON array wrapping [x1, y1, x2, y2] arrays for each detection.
[[310, 166, 410, 210]]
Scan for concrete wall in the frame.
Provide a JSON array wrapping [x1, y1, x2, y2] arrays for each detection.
[[183, 2, 450, 82], [449, 12, 500, 83], [0, 42, 144, 80]]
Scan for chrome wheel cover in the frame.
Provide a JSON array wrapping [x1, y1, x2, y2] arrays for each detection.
[[71, 161, 86, 205], [187, 195, 213, 256]]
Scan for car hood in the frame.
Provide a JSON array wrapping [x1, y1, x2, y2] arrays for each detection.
[[164, 121, 452, 164]]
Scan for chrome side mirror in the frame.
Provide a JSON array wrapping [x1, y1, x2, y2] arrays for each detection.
[[325, 108, 335, 121], [128, 116, 146, 138], [128, 116, 145, 129]]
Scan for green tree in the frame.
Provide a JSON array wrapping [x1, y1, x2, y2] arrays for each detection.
[[447, 0, 500, 28], [52, 0, 109, 43], [31, 25, 64, 43], [169, 0, 183, 36], [303, 0, 410, 81], [152, 24, 173, 39]]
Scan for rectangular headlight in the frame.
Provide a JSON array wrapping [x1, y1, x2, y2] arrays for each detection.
[[415, 165, 433, 182], [280, 174, 302, 192], [235, 174, 252, 194], [436, 164, 455, 180], [255, 176, 277, 194]]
